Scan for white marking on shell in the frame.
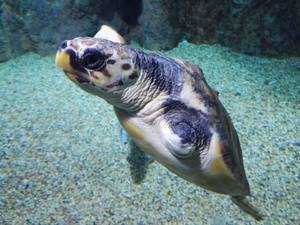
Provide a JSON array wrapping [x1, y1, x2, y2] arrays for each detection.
[[180, 73, 207, 113], [159, 120, 182, 150]]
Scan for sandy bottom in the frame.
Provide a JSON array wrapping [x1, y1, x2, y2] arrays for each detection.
[[1, 42, 299, 224]]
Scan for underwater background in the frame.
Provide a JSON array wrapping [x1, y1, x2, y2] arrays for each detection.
[[0, 0, 299, 224]]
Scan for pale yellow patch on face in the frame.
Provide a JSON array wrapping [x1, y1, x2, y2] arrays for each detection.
[[55, 52, 75, 73]]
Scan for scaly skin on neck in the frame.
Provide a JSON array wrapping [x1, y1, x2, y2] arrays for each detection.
[[119, 49, 185, 116]]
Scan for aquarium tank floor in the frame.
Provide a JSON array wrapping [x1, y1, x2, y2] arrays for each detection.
[[0, 42, 299, 225]]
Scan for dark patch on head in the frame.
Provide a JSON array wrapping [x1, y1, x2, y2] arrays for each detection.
[[60, 40, 68, 50], [66, 49, 85, 73], [67, 48, 108, 72], [81, 48, 107, 70], [129, 71, 138, 79], [122, 63, 131, 70], [107, 59, 116, 64]]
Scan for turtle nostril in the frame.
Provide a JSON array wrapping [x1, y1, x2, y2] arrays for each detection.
[[60, 40, 68, 50]]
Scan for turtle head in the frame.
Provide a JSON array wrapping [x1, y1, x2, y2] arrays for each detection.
[[55, 25, 182, 111], [55, 37, 140, 106]]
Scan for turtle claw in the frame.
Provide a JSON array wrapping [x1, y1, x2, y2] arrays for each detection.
[[118, 124, 129, 145]]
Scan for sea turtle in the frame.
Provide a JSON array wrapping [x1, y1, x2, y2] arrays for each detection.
[[95, 25, 153, 183], [55, 25, 263, 220]]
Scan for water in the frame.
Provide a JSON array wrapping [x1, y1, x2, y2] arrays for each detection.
[[1, 42, 299, 224], [1, 2, 300, 224]]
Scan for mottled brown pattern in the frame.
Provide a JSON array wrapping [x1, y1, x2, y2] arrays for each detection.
[[81, 39, 97, 46], [102, 68, 111, 77], [69, 42, 79, 50], [91, 73, 99, 80]]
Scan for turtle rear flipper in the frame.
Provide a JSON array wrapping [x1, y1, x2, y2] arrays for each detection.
[[231, 196, 264, 221]]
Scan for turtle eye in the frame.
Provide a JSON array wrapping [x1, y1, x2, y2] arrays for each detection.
[[80, 49, 106, 70]]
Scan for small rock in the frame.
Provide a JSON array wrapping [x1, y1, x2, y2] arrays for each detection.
[[287, 141, 300, 147]]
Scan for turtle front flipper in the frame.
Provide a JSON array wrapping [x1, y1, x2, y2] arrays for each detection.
[[126, 140, 153, 184]]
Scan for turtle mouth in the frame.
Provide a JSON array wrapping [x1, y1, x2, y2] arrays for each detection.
[[56, 51, 91, 84], [64, 71, 90, 84], [75, 75, 90, 84]]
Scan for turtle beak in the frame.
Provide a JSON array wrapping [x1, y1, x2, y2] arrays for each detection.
[[55, 51, 79, 83], [55, 51, 75, 73], [55, 40, 76, 73], [55, 43, 79, 83], [55, 40, 91, 84]]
